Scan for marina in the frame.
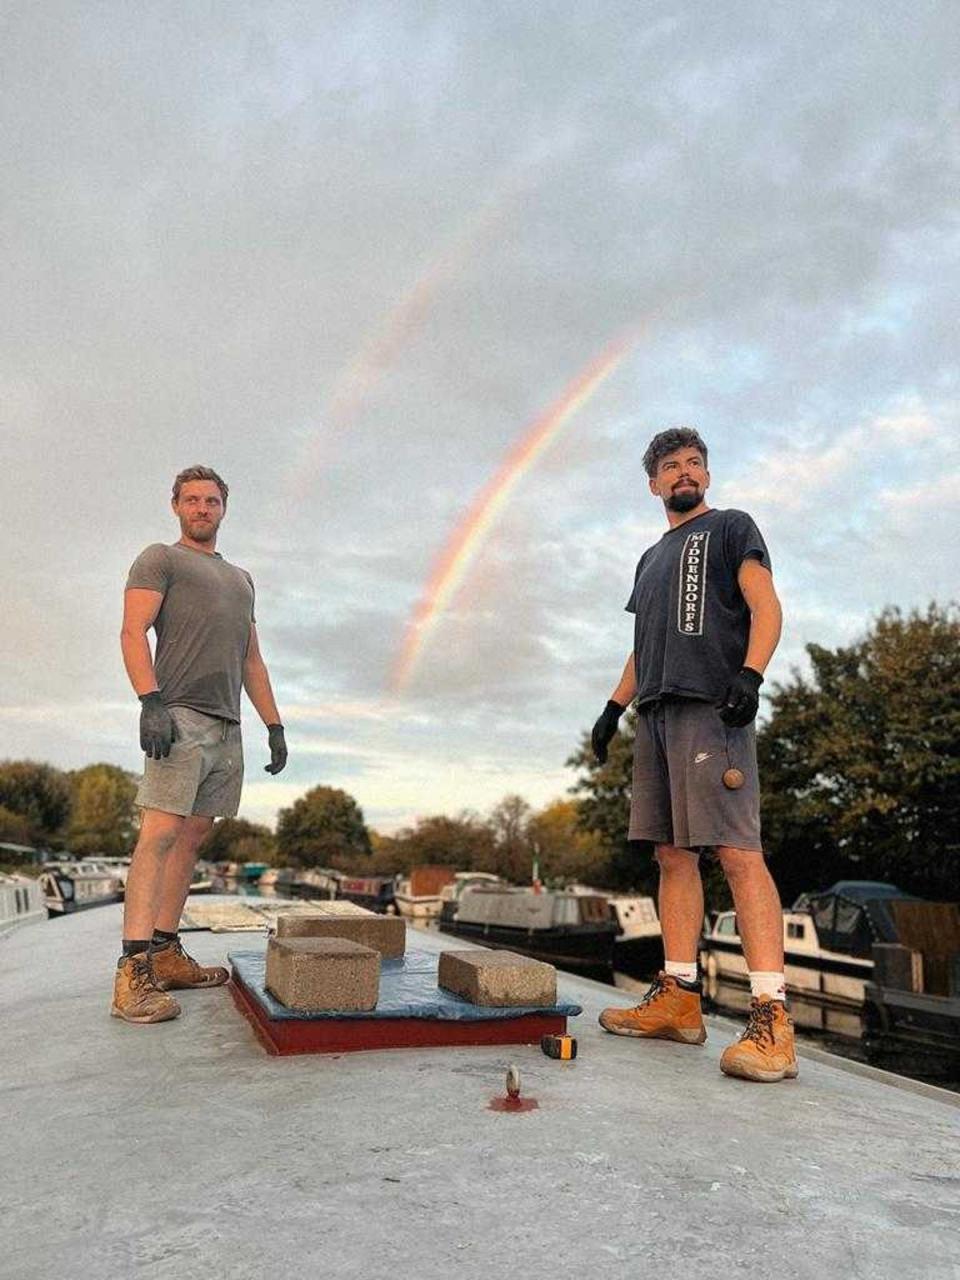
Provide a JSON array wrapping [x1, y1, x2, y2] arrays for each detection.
[[2, 900, 959, 1279]]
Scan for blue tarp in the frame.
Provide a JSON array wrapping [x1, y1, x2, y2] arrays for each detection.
[[229, 947, 583, 1022]]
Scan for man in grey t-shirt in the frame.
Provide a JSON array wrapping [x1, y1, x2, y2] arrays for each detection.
[[592, 428, 798, 1083], [112, 465, 288, 1025]]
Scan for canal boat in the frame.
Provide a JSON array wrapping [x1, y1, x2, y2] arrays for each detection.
[[0, 873, 47, 933], [337, 874, 397, 914], [39, 862, 125, 916], [438, 884, 620, 972], [394, 865, 456, 919]]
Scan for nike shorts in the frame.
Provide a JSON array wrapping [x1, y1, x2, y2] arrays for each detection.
[[628, 698, 762, 852], [136, 706, 243, 819]]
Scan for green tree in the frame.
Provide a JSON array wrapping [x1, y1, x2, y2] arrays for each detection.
[[759, 604, 960, 902], [0, 804, 33, 847], [276, 786, 371, 869], [198, 817, 277, 866], [0, 761, 72, 846], [67, 763, 139, 856], [566, 709, 657, 891]]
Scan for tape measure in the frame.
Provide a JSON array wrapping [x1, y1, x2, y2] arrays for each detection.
[[541, 1034, 577, 1060]]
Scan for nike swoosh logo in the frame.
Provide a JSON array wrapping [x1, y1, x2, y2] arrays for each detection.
[[694, 752, 712, 764]]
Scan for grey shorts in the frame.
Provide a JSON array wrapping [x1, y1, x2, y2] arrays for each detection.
[[629, 698, 762, 853], [136, 706, 243, 819]]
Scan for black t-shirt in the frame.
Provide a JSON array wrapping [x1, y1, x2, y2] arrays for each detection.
[[625, 508, 771, 707]]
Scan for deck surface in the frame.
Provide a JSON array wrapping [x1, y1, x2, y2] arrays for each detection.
[[2, 901, 958, 1280]]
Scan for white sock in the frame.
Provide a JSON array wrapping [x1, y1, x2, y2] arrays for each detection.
[[749, 971, 786, 1002], [664, 959, 698, 984]]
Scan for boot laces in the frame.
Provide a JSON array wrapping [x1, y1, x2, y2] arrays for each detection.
[[128, 952, 159, 992], [637, 974, 668, 1007], [741, 999, 777, 1047]]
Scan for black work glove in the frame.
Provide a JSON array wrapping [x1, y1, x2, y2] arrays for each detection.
[[139, 692, 176, 759], [591, 700, 626, 764], [717, 667, 763, 727], [265, 724, 287, 775]]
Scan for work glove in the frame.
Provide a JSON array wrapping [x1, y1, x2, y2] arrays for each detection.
[[591, 700, 626, 764], [717, 667, 763, 728], [139, 692, 176, 759], [265, 723, 287, 775]]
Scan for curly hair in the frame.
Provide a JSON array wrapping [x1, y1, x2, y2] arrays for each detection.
[[642, 428, 708, 478], [172, 465, 229, 505]]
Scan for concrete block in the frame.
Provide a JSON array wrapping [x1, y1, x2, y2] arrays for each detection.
[[438, 949, 557, 1007], [275, 910, 406, 958], [265, 936, 380, 1012]]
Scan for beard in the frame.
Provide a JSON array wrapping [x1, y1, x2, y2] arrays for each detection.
[[665, 484, 703, 513], [182, 517, 219, 542]]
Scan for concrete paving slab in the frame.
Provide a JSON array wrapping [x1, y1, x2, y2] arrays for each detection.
[[1, 901, 958, 1280]]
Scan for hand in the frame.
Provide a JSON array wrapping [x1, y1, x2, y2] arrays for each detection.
[[139, 692, 176, 759], [265, 724, 287, 774], [718, 667, 763, 727], [591, 700, 626, 764]]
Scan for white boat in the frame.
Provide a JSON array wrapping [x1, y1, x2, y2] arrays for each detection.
[[394, 866, 457, 919], [0, 873, 47, 934], [39, 862, 125, 916]]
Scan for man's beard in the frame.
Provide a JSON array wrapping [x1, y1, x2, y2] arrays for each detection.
[[182, 518, 218, 542], [665, 485, 703, 513]]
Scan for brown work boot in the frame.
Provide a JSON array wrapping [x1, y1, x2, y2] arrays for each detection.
[[599, 972, 707, 1044], [720, 996, 799, 1082], [150, 937, 229, 990], [110, 953, 181, 1024]]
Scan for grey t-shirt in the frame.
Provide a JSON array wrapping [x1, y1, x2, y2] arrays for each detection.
[[125, 543, 256, 722], [625, 508, 771, 707]]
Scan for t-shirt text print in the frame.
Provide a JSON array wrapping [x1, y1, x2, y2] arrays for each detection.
[[678, 530, 710, 636], [625, 509, 771, 707]]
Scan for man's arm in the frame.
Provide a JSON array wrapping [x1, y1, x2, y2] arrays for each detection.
[[738, 558, 782, 674], [120, 589, 164, 695], [242, 624, 282, 725], [611, 651, 637, 705]]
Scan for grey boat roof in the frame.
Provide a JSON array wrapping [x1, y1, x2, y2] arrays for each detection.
[[3, 900, 958, 1280]]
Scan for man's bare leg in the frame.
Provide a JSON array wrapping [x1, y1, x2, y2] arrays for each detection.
[[655, 844, 704, 963], [715, 846, 783, 971], [153, 815, 214, 933], [123, 809, 186, 941]]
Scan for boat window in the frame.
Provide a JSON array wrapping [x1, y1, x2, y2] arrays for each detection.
[[717, 915, 738, 936], [786, 922, 806, 940]]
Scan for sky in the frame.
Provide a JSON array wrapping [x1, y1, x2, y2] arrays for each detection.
[[2, 2, 958, 834]]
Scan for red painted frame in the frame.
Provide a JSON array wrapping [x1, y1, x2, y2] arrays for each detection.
[[229, 972, 568, 1057]]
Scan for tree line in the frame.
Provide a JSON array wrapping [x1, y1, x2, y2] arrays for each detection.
[[2, 605, 957, 903]]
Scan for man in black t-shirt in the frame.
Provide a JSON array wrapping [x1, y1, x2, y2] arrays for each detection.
[[593, 428, 798, 1083]]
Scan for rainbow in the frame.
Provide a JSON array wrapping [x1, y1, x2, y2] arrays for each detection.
[[391, 332, 637, 692]]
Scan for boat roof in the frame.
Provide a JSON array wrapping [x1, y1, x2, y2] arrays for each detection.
[[3, 900, 957, 1278], [816, 881, 918, 902]]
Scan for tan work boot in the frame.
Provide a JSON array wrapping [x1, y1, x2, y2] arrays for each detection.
[[110, 953, 181, 1024], [720, 995, 799, 1082], [150, 937, 229, 990], [599, 972, 707, 1044]]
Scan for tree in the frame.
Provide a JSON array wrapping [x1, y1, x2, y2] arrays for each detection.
[[488, 795, 534, 882], [372, 813, 497, 876], [759, 604, 960, 902], [67, 764, 139, 856], [566, 710, 658, 892], [276, 786, 371, 869], [527, 799, 607, 885], [0, 805, 32, 847], [197, 817, 277, 865], [0, 761, 72, 846]]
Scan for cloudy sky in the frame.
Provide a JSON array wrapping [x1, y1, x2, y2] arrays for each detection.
[[2, 2, 958, 833]]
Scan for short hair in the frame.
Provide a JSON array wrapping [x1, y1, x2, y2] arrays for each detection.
[[642, 427, 709, 478], [172, 465, 229, 505]]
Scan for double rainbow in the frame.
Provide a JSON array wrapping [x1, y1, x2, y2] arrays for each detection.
[[391, 332, 636, 693]]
